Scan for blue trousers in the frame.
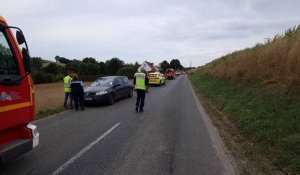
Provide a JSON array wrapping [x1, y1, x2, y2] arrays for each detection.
[[136, 89, 146, 110]]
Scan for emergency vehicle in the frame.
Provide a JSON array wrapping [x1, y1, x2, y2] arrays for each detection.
[[164, 68, 176, 80], [0, 16, 39, 163], [148, 72, 165, 86]]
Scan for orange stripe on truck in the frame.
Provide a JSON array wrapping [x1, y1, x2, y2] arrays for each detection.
[[0, 102, 31, 113]]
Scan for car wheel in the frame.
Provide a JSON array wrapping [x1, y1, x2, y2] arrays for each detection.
[[108, 93, 115, 105], [128, 88, 133, 98]]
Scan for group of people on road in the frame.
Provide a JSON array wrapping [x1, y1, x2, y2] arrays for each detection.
[[64, 70, 85, 111], [63, 68, 149, 112]]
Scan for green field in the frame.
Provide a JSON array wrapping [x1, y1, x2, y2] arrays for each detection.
[[189, 71, 300, 174]]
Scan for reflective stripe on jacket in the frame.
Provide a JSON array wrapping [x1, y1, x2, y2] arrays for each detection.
[[134, 72, 146, 90], [64, 75, 72, 92]]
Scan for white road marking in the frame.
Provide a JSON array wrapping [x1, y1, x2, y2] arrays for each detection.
[[52, 122, 121, 175]]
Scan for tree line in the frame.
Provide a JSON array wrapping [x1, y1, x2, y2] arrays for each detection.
[[30, 56, 184, 84]]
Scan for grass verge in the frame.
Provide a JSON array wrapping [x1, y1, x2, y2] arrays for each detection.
[[189, 71, 300, 175], [36, 106, 65, 120]]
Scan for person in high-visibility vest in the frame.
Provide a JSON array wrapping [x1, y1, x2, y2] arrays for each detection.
[[63, 70, 73, 109], [134, 68, 149, 112]]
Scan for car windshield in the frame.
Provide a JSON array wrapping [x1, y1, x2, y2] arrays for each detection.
[[90, 78, 113, 87]]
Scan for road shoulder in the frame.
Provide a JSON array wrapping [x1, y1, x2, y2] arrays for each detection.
[[187, 77, 238, 175]]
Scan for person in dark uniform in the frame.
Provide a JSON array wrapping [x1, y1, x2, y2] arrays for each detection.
[[134, 68, 149, 112], [70, 74, 85, 111]]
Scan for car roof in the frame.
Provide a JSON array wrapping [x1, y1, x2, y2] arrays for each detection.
[[98, 76, 127, 79]]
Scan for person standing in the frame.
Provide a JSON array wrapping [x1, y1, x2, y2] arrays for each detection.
[[70, 74, 85, 111], [134, 68, 149, 112], [64, 70, 73, 109]]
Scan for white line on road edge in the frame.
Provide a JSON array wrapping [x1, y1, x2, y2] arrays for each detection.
[[52, 122, 121, 175]]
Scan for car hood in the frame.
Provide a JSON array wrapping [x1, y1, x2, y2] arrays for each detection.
[[84, 86, 111, 93]]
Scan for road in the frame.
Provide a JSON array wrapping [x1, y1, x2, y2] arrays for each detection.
[[0, 75, 236, 175]]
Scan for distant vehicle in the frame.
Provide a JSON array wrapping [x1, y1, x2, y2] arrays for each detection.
[[149, 72, 166, 86], [165, 68, 176, 79], [84, 76, 133, 105], [175, 71, 182, 76], [0, 16, 39, 163]]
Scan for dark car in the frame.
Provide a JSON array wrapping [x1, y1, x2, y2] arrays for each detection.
[[84, 76, 133, 105]]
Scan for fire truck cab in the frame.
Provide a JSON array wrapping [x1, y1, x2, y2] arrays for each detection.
[[0, 16, 39, 164], [165, 68, 176, 80]]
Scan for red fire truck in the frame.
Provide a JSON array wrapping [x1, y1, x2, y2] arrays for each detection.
[[164, 68, 176, 80], [0, 16, 39, 163]]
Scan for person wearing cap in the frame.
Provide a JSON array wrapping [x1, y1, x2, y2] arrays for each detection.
[[133, 68, 149, 112]]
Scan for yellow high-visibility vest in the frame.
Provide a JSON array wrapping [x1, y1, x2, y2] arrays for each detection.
[[134, 72, 146, 90], [64, 75, 72, 93]]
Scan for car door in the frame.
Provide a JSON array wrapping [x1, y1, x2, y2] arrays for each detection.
[[119, 77, 129, 97], [121, 76, 131, 95], [113, 77, 124, 99]]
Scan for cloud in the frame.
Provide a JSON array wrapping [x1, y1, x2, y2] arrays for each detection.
[[1, 0, 299, 66]]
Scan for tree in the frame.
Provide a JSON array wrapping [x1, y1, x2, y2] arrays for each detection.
[[159, 60, 170, 72], [105, 57, 124, 74], [133, 62, 140, 72], [30, 57, 43, 71], [98, 61, 106, 74], [44, 63, 61, 75], [65, 62, 80, 73], [71, 59, 82, 64], [55, 55, 71, 64], [117, 65, 136, 79], [170, 59, 183, 70], [78, 63, 100, 75], [82, 57, 97, 64]]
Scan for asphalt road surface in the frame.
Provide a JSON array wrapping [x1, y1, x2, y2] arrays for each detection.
[[0, 75, 236, 175]]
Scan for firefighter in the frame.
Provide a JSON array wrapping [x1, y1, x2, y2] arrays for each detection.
[[63, 70, 73, 109], [134, 68, 149, 112]]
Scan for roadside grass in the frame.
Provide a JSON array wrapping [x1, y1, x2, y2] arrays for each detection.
[[36, 106, 65, 120], [203, 25, 300, 91], [189, 71, 300, 174]]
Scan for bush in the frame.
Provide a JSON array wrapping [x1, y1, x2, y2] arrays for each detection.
[[117, 67, 136, 79], [44, 63, 61, 75], [55, 73, 65, 82], [78, 63, 100, 75], [78, 75, 103, 82], [32, 71, 56, 84]]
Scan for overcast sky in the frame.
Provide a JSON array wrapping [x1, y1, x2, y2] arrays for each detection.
[[1, 0, 300, 67]]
